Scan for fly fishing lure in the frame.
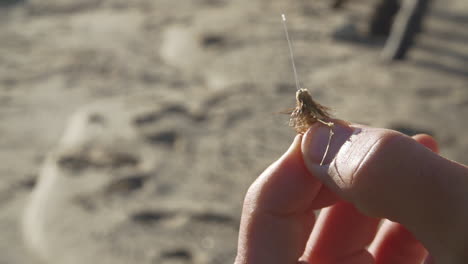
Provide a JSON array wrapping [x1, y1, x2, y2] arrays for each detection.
[[282, 14, 335, 165]]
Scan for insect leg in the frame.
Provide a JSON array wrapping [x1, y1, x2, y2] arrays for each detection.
[[316, 119, 335, 166], [320, 127, 334, 166], [316, 118, 334, 127]]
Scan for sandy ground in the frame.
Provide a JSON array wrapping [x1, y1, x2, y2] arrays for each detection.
[[0, 0, 467, 263]]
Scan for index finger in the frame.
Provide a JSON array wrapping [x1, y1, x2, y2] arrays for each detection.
[[235, 135, 326, 264]]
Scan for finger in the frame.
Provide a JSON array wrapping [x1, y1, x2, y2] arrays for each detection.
[[301, 121, 468, 263], [369, 220, 427, 264], [366, 134, 437, 264], [307, 185, 342, 210], [301, 201, 380, 264], [235, 135, 322, 264]]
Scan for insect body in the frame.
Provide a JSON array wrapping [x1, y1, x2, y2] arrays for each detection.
[[290, 88, 333, 134]]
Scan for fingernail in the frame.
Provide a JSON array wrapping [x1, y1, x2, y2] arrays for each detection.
[[301, 120, 354, 168]]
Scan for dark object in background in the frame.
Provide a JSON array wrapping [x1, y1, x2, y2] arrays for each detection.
[[381, 0, 432, 60], [331, 0, 346, 9], [369, 0, 401, 36], [389, 123, 434, 137], [331, 0, 431, 60], [0, 0, 26, 7]]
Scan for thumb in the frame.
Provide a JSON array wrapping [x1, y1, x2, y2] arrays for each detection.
[[301, 121, 468, 264]]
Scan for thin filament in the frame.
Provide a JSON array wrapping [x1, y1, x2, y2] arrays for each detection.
[[320, 129, 334, 166], [281, 14, 301, 91]]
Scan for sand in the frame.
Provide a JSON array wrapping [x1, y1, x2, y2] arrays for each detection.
[[0, 0, 467, 263]]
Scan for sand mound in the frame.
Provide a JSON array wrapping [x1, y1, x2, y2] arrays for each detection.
[[23, 86, 292, 263]]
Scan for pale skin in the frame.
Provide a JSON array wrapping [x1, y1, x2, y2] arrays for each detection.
[[235, 120, 468, 264]]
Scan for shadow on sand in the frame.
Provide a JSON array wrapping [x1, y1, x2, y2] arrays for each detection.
[[412, 8, 468, 79]]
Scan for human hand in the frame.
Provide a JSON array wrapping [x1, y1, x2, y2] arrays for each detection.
[[235, 121, 468, 264]]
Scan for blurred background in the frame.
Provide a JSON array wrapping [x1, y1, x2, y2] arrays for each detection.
[[0, 0, 467, 263]]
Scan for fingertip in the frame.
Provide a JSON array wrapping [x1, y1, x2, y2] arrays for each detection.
[[412, 134, 439, 153], [301, 119, 354, 167], [250, 134, 320, 215], [369, 220, 427, 264]]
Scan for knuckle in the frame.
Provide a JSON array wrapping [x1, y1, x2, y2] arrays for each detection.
[[346, 130, 411, 216]]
